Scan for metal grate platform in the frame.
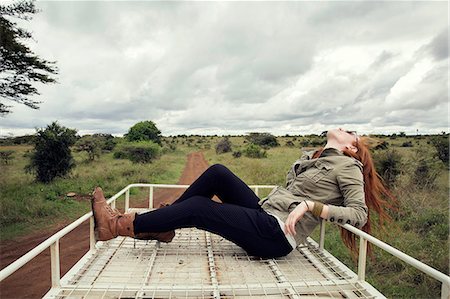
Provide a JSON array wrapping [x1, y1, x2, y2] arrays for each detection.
[[3, 184, 448, 298], [44, 226, 384, 298]]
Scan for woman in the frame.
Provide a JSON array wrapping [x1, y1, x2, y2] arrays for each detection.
[[91, 128, 395, 258]]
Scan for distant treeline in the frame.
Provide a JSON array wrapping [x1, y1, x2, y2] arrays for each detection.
[[1, 131, 448, 146]]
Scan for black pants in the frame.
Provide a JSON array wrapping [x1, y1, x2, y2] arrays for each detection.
[[133, 164, 293, 258]]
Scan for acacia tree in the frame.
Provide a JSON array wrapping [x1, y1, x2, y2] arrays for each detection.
[[0, 0, 58, 115], [125, 121, 162, 145]]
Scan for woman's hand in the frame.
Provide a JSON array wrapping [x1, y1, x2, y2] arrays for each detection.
[[284, 201, 309, 236]]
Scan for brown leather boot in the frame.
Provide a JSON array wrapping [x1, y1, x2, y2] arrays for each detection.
[[91, 187, 136, 241], [134, 202, 175, 243], [91, 187, 175, 243]]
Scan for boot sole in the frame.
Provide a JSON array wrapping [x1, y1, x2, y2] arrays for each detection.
[[90, 197, 100, 242]]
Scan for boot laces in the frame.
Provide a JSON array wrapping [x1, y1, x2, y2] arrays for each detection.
[[104, 204, 121, 217]]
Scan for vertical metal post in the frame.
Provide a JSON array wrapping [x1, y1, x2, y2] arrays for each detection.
[[50, 240, 60, 288], [358, 237, 368, 281], [125, 189, 130, 212], [89, 216, 96, 251], [254, 187, 259, 196], [319, 219, 326, 250], [441, 282, 450, 299], [149, 186, 154, 209], [111, 199, 116, 210]]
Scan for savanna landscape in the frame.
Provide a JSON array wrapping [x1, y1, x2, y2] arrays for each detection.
[[0, 122, 448, 298]]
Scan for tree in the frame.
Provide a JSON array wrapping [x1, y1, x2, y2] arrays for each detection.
[[0, 0, 58, 115], [75, 135, 102, 161], [125, 121, 162, 144], [245, 132, 279, 148], [26, 122, 77, 183]]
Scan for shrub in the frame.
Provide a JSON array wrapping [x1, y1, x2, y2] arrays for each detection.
[[245, 133, 279, 148], [401, 141, 413, 147], [232, 151, 242, 158], [92, 133, 117, 151], [430, 134, 449, 164], [411, 149, 440, 189], [0, 150, 14, 164], [374, 141, 389, 150], [26, 122, 77, 183], [285, 141, 295, 147], [300, 139, 310, 147], [413, 158, 439, 188], [74, 135, 102, 161], [215, 137, 232, 154], [125, 121, 162, 145], [113, 141, 161, 163], [243, 144, 267, 158], [373, 149, 402, 187]]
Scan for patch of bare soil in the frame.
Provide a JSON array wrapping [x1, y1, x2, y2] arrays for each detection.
[[0, 151, 209, 299]]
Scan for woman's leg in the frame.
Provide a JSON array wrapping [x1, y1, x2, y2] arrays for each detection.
[[134, 196, 292, 258], [173, 164, 260, 209]]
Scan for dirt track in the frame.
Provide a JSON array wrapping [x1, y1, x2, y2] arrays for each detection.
[[0, 151, 209, 299]]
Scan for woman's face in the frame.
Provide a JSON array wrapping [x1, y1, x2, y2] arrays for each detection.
[[327, 128, 358, 148]]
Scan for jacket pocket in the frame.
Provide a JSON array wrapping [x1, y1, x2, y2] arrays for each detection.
[[260, 186, 304, 212], [303, 160, 333, 182]]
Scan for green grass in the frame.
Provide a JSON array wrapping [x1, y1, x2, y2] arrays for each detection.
[[0, 144, 190, 241]]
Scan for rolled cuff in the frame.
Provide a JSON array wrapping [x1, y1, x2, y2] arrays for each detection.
[[326, 205, 368, 228]]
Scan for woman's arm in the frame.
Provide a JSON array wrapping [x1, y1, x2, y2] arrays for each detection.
[[284, 200, 329, 236]]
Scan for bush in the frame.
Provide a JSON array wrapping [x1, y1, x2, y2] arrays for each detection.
[[92, 133, 117, 151], [26, 122, 77, 183], [125, 121, 162, 145], [301, 137, 325, 147], [0, 150, 14, 164], [430, 134, 449, 164], [401, 141, 413, 147], [373, 149, 402, 187], [374, 141, 389, 150], [232, 151, 242, 158], [285, 141, 295, 147], [245, 133, 279, 148], [113, 141, 161, 163], [411, 150, 440, 189], [243, 144, 267, 158], [74, 135, 102, 161], [215, 137, 232, 154]]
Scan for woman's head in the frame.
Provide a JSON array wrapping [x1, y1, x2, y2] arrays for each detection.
[[325, 128, 359, 153]]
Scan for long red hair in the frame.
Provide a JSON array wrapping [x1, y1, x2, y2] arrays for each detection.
[[312, 137, 397, 256]]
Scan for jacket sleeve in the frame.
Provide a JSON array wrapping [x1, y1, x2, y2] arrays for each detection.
[[325, 162, 368, 228]]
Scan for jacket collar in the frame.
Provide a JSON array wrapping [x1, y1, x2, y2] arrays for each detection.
[[319, 148, 343, 158]]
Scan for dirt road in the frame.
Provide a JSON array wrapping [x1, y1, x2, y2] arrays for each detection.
[[0, 151, 210, 299]]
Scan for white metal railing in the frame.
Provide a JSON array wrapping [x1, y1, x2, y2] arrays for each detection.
[[1, 183, 449, 299], [318, 219, 450, 299]]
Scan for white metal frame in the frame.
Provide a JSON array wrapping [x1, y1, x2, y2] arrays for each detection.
[[1, 183, 449, 298]]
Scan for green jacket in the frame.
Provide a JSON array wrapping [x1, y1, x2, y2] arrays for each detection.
[[259, 148, 368, 245]]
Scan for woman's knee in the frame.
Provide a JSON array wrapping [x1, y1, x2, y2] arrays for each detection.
[[207, 164, 231, 176]]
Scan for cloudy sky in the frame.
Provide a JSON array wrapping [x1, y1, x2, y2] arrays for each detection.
[[1, 1, 448, 137]]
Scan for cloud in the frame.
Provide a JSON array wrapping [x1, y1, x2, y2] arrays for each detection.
[[1, 1, 448, 137]]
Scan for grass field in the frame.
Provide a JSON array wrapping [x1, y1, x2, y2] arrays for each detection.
[[0, 134, 448, 298], [0, 144, 190, 240]]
